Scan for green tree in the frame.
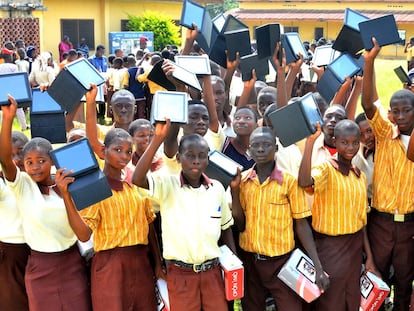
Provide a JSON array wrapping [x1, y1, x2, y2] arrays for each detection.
[[127, 11, 181, 51], [206, 0, 239, 19]]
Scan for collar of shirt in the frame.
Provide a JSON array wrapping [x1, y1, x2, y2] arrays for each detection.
[[37, 183, 62, 197], [327, 158, 361, 178], [179, 172, 212, 189], [243, 162, 284, 185], [363, 146, 375, 159], [105, 168, 134, 191]]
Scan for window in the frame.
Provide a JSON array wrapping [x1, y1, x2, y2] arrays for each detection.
[[121, 19, 129, 31], [284, 26, 298, 33], [314, 27, 324, 41], [61, 19, 94, 50]]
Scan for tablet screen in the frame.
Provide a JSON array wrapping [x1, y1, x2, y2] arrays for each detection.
[[31, 90, 63, 113], [66, 59, 106, 89], [209, 150, 243, 176], [152, 91, 188, 123], [329, 54, 360, 83], [51, 138, 97, 176], [180, 0, 204, 29], [312, 45, 334, 67], [174, 55, 211, 75], [285, 33, 309, 60], [172, 63, 202, 91], [300, 93, 323, 132], [344, 8, 369, 31], [0, 72, 31, 105]]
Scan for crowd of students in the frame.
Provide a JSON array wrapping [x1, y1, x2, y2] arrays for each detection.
[[1, 27, 414, 311]]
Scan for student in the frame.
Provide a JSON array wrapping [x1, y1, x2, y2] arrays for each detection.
[[231, 127, 329, 311], [128, 119, 163, 172], [132, 120, 236, 311], [222, 106, 257, 170], [0, 131, 30, 311], [362, 38, 414, 311], [0, 96, 91, 311], [123, 55, 146, 120], [298, 120, 376, 311], [56, 125, 160, 311]]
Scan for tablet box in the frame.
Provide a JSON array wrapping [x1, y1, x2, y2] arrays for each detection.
[[205, 150, 243, 188], [0, 72, 32, 107], [219, 245, 244, 301], [50, 138, 112, 210], [256, 23, 284, 59], [359, 14, 400, 50], [268, 92, 323, 147], [277, 248, 326, 303], [283, 32, 310, 65], [239, 53, 269, 81], [30, 89, 66, 144], [359, 272, 390, 311], [151, 91, 188, 124], [48, 58, 106, 113], [174, 54, 211, 76], [224, 29, 251, 62]]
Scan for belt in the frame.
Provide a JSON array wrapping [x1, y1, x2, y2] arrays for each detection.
[[371, 208, 414, 223], [253, 252, 289, 261], [170, 258, 219, 273]]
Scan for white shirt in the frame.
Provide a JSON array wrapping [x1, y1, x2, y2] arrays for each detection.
[[6, 170, 77, 252], [0, 178, 25, 243]]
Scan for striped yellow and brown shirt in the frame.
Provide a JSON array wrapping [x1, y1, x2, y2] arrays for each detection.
[[239, 165, 310, 257], [311, 160, 367, 236], [80, 180, 155, 252], [368, 109, 414, 214]]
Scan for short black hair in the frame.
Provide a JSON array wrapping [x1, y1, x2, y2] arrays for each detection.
[[334, 119, 360, 138], [234, 106, 258, 123], [12, 131, 29, 146], [104, 128, 131, 147], [23, 137, 52, 159], [355, 113, 367, 125], [390, 89, 414, 108], [249, 127, 276, 145], [128, 119, 152, 136], [96, 44, 105, 51], [178, 134, 209, 154]]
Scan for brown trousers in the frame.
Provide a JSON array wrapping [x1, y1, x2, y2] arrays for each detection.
[[241, 251, 303, 311], [0, 241, 30, 311], [313, 230, 363, 311], [25, 244, 91, 311], [368, 212, 414, 311], [166, 261, 228, 311], [90, 245, 157, 311]]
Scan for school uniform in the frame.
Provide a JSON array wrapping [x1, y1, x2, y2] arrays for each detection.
[[0, 178, 29, 311], [237, 164, 310, 311], [367, 109, 414, 311], [80, 171, 157, 311], [6, 169, 91, 311], [311, 159, 367, 311], [142, 172, 234, 311]]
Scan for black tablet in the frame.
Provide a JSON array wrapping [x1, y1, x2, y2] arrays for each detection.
[[329, 53, 360, 83], [65, 58, 106, 90], [394, 66, 412, 86], [0, 72, 32, 105], [180, 0, 205, 30]]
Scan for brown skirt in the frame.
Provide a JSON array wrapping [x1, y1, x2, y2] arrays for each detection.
[[90, 245, 157, 311], [0, 241, 30, 311], [25, 244, 91, 311]]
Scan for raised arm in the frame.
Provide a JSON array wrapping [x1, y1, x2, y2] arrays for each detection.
[[84, 84, 104, 159], [362, 38, 381, 119], [55, 168, 92, 242], [0, 96, 18, 182], [237, 70, 257, 108], [223, 51, 240, 92], [284, 53, 304, 107], [133, 120, 171, 189], [202, 75, 220, 133], [271, 43, 288, 108], [344, 76, 363, 120], [182, 24, 198, 56], [298, 122, 322, 188]]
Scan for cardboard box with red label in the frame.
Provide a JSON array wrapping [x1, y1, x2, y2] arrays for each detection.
[[359, 272, 390, 311], [219, 245, 244, 300], [277, 248, 327, 303]]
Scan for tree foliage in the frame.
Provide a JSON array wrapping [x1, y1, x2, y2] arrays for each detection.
[[206, 0, 239, 19], [127, 11, 181, 51]]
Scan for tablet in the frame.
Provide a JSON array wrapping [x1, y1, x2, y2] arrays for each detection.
[[284, 33, 309, 60], [31, 89, 64, 113], [65, 58, 106, 90], [359, 14, 400, 50], [344, 8, 369, 31], [0, 72, 32, 105], [171, 63, 203, 91], [209, 150, 243, 176], [174, 55, 211, 75], [151, 91, 188, 124], [394, 66, 411, 85], [180, 0, 205, 30], [312, 45, 335, 67], [212, 13, 226, 32], [300, 92, 323, 132], [329, 54, 360, 83]]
